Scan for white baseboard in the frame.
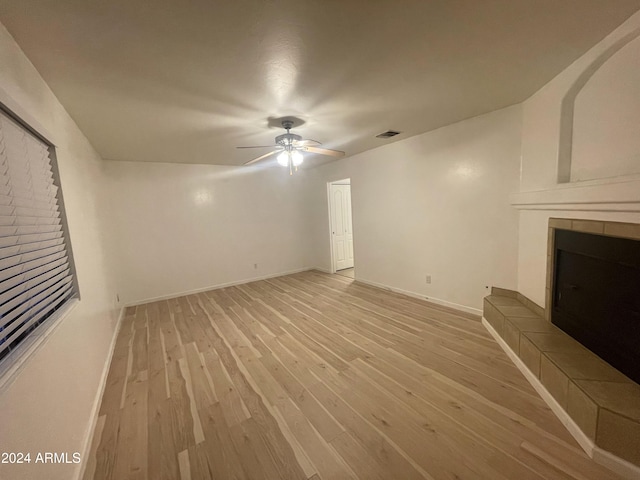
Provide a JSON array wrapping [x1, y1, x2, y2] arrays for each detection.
[[355, 277, 482, 316], [482, 318, 640, 480], [592, 445, 640, 480], [75, 306, 126, 480], [124, 267, 314, 307]]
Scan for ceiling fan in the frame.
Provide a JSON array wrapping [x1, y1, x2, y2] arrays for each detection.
[[237, 120, 345, 174]]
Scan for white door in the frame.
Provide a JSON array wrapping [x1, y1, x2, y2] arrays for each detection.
[[344, 186, 354, 268], [331, 184, 354, 271]]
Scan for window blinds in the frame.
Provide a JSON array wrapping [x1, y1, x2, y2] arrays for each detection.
[[0, 109, 76, 361]]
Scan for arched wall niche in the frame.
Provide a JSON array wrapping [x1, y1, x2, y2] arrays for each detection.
[[558, 28, 640, 183]]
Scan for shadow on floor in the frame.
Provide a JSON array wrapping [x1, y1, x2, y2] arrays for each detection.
[[336, 268, 354, 279]]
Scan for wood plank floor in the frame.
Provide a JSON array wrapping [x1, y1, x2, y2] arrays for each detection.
[[84, 271, 624, 480]]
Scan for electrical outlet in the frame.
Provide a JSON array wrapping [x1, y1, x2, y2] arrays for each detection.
[[425, 274, 432, 284]]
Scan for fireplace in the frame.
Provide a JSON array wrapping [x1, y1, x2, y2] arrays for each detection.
[[482, 218, 640, 468], [552, 228, 640, 384]]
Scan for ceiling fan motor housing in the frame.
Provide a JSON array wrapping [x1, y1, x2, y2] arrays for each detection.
[[275, 133, 302, 146]]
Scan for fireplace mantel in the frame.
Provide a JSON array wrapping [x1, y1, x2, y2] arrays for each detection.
[[510, 175, 640, 212]]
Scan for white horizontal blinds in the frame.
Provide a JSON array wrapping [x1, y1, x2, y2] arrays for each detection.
[[0, 110, 75, 360]]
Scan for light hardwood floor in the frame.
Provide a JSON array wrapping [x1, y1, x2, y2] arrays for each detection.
[[84, 270, 624, 480]]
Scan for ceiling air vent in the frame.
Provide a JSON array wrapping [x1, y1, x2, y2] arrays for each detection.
[[376, 130, 401, 139]]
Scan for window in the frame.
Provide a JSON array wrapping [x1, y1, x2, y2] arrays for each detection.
[[0, 106, 77, 362]]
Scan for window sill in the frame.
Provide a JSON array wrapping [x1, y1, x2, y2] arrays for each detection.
[[0, 298, 79, 394]]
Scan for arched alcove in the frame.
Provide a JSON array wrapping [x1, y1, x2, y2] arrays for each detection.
[[557, 28, 640, 183]]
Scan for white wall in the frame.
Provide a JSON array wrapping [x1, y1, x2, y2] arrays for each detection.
[[104, 161, 313, 305], [1, 9, 638, 478], [0, 23, 120, 480], [515, 12, 640, 307], [572, 35, 640, 182], [306, 105, 522, 313]]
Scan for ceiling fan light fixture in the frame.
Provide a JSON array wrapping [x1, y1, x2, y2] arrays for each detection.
[[292, 150, 304, 166], [277, 151, 290, 166], [276, 149, 304, 167]]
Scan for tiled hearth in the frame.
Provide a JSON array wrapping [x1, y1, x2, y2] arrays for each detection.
[[483, 218, 640, 474]]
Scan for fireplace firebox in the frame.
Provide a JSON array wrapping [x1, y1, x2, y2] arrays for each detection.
[[552, 228, 640, 384]]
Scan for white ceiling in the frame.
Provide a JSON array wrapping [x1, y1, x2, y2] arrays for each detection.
[[1, 1, 639, 167]]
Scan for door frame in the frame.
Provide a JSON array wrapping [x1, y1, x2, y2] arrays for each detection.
[[327, 178, 353, 274]]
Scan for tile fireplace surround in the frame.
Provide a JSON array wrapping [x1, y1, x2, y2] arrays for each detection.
[[483, 218, 640, 478]]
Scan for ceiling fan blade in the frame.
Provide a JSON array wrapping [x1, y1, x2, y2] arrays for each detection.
[[302, 146, 345, 158], [236, 145, 277, 149], [295, 139, 322, 147], [243, 150, 279, 165]]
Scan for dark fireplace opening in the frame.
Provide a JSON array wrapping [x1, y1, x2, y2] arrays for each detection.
[[552, 229, 640, 384]]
